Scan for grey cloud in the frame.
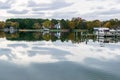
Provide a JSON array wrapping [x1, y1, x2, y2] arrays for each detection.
[[115, 0, 120, 3], [32, 11, 45, 15], [90, 6, 105, 11], [89, 9, 120, 16], [86, 0, 105, 1], [82, 8, 120, 17], [50, 0, 73, 10], [96, 6, 105, 10], [7, 10, 29, 14], [32, 7, 51, 11], [0, 0, 14, 9], [99, 9, 120, 15], [28, 0, 73, 11], [51, 11, 78, 19], [12, 14, 46, 19], [27, 0, 39, 7], [81, 8, 120, 20]]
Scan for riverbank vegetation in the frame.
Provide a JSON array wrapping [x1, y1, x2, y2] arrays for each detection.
[[0, 17, 120, 31]]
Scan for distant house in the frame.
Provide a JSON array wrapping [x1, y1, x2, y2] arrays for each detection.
[[54, 23, 61, 29]]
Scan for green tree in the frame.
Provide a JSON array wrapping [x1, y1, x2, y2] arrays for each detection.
[[60, 19, 69, 29], [33, 23, 42, 29]]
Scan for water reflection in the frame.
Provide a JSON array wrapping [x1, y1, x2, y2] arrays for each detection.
[[0, 31, 120, 44], [0, 31, 120, 80], [0, 40, 74, 64]]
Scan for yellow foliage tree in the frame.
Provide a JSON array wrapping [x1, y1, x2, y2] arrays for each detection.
[[42, 20, 51, 28], [68, 21, 75, 29], [0, 21, 5, 29], [103, 22, 111, 28]]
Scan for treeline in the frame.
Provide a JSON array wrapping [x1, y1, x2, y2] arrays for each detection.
[[0, 17, 120, 31]]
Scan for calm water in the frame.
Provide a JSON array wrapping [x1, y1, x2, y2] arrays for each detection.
[[0, 31, 120, 80]]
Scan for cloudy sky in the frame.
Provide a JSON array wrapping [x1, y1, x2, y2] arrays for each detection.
[[0, 0, 120, 21]]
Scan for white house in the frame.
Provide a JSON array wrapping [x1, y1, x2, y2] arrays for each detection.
[[54, 23, 61, 29]]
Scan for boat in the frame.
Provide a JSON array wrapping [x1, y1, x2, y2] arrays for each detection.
[[94, 28, 109, 36]]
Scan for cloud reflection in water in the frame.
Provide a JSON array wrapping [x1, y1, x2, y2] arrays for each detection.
[[0, 38, 120, 80]]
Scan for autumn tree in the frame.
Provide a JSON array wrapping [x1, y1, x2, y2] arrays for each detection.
[[5, 21, 12, 28], [42, 20, 52, 28], [42, 33, 51, 41], [92, 20, 101, 27], [11, 22, 19, 28], [0, 21, 5, 29], [68, 21, 75, 29], [72, 17, 87, 29], [103, 22, 111, 28]]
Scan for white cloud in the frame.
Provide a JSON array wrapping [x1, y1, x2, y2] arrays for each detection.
[[0, 0, 120, 21]]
